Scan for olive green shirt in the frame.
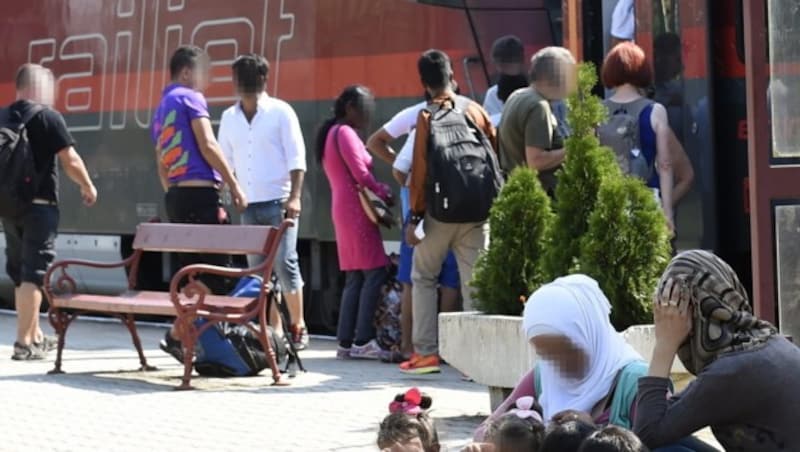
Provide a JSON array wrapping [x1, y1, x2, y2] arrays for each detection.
[[498, 87, 564, 192]]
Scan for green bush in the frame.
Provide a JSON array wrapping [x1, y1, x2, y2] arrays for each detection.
[[471, 167, 554, 316], [579, 177, 672, 329], [543, 64, 620, 279]]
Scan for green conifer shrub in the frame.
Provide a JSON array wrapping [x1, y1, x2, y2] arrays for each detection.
[[471, 167, 554, 316]]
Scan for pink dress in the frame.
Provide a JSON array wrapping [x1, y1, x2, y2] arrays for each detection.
[[323, 124, 391, 271]]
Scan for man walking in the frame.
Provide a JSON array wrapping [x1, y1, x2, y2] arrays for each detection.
[[218, 54, 309, 349], [4, 64, 97, 360], [401, 50, 500, 374], [152, 46, 247, 360], [483, 35, 527, 118]]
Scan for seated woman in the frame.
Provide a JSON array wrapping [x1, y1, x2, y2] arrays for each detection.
[[635, 250, 800, 451], [475, 274, 648, 440]]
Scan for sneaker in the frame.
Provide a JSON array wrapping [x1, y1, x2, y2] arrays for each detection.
[[12, 342, 47, 361], [350, 339, 383, 360], [290, 325, 309, 351], [399, 354, 441, 375], [35, 335, 59, 352], [336, 346, 352, 360], [159, 332, 184, 363]]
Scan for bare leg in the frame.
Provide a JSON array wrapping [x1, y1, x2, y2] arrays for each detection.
[[439, 286, 460, 313], [15, 283, 42, 345], [400, 283, 413, 355], [284, 290, 304, 329]]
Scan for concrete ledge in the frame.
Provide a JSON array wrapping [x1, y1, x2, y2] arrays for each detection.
[[439, 312, 687, 395]]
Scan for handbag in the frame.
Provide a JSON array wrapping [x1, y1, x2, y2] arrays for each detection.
[[333, 125, 396, 228]]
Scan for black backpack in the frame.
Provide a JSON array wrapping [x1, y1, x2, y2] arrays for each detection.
[[0, 104, 45, 218], [424, 96, 503, 223], [193, 322, 289, 378]]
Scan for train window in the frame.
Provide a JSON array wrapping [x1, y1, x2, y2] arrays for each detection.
[[767, 0, 800, 159]]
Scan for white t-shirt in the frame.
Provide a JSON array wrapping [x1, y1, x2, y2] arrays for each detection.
[[490, 112, 502, 128], [483, 85, 503, 117], [385, 101, 426, 182], [611, 0, 635, 41]]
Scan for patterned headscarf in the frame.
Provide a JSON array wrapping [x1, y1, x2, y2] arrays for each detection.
[[655, 249, 777, 374]]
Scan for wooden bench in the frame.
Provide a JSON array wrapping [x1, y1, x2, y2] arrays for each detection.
[[42, 220, 293, 390]]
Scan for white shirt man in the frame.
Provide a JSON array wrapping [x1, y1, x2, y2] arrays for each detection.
[[218, 82, 309, 348]]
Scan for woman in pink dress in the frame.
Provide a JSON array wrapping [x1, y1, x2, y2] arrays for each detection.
[[317, 85, 393, 360]]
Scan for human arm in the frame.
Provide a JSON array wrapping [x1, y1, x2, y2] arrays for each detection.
[[190, 117, 247, 211], [668, 128, 694, 205], [281, 106, 307, 218], [57, 147, 97, 206], [524, 101, 565, 171], [473, 369, 537, 442], [335, 125, 390, 199], [366, 128, 398, 165], [651, 104, 675, 231]]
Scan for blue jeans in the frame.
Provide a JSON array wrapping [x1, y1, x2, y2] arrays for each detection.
[[337, 267, 387, 347], [241, 199, 304, 293]]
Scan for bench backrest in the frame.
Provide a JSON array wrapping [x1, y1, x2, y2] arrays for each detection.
[[132, 223, 275, 255]]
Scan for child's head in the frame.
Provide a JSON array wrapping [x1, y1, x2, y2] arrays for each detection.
[[492, 415, 546, 452], [378, 389, 439, 452], [577, 426, 649, 452], [540, 419, 598, 452], [550, 410, 596, 426]]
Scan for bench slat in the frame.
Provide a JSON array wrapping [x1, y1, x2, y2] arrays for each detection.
[[132, 223, 274, 255], [51, 291, 254, 316]]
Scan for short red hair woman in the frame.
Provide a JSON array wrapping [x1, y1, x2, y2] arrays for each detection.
[[600, 42, 674, 234]]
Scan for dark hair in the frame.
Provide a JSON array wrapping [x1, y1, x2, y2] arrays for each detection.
[[377, 412, 440, 452], [315, 85, 373, 163], [577, 426, 650, 452], [492, 35, 525, 65], [232, 53, 269, 94], [418, 49, 453, 91], [493, 416, 546, 452], [170, 45, 205, 80], [601, 42, 653, 89], [541, 419, 598, 452]]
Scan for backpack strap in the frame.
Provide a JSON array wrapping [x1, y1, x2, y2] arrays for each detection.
[[604, 97, 653, 119], [19, 104, 45, 128], [6, 103, 46, 131]]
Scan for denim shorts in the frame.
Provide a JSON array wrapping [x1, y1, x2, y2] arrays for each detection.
[[3, 204, 59, 287], [397, 212, 460, 289]]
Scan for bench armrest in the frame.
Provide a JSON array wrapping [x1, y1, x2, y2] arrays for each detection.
[[44, 255, 137, 295], [168, 261, 272, 313]]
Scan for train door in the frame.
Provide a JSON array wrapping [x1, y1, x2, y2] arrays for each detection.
[[415, 0, 564, 101], [743, 0, 800, 337]]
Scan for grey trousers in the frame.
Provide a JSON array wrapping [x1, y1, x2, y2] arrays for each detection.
[[411, 215, 490, 356]]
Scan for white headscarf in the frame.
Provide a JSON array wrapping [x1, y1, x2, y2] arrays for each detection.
[[522, 274, 642, 421]]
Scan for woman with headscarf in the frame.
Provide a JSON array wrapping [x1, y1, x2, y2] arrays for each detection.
[[635, 250, 800, 451], [474, 274, 648, 442]]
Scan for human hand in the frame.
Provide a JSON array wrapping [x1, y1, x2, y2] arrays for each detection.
[[284, 196, 301, 219], [231, 184, 248, 212], [653, 278, 693, 351], [405, 222, 421, 247], [81, 183, 97, 207]]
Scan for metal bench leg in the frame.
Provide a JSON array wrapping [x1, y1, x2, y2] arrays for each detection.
[[122, 314, 156, 371], [176, 318, 197, 391], [47, 308, 75, 375]]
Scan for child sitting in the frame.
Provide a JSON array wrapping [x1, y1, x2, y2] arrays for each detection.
[[578, 426, 650, 452], [463, 396, 545, 452], [540, 414, 598, 452], [378, 388, 440, 452]]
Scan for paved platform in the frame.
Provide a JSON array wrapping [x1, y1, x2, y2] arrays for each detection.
[[0, 312, 487, 452]]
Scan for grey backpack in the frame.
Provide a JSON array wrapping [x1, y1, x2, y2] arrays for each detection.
[[597, 98, 654, 181]]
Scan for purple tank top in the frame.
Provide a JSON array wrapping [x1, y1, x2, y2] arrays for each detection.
[[151, 84, 221, 184]]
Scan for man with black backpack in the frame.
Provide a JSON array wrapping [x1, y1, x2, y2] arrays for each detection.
[[2, 64, 97, 360], [401, 50, 502, 375]]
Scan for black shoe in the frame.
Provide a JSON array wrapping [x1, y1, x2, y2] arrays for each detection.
[[159, 332, 184, 363], [12, 342, 47, 361]]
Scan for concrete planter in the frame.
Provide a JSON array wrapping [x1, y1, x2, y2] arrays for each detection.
[[439, 312, 687, 410]]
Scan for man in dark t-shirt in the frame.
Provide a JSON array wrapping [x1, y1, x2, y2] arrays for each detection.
[[3, 64, 97, 360]]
